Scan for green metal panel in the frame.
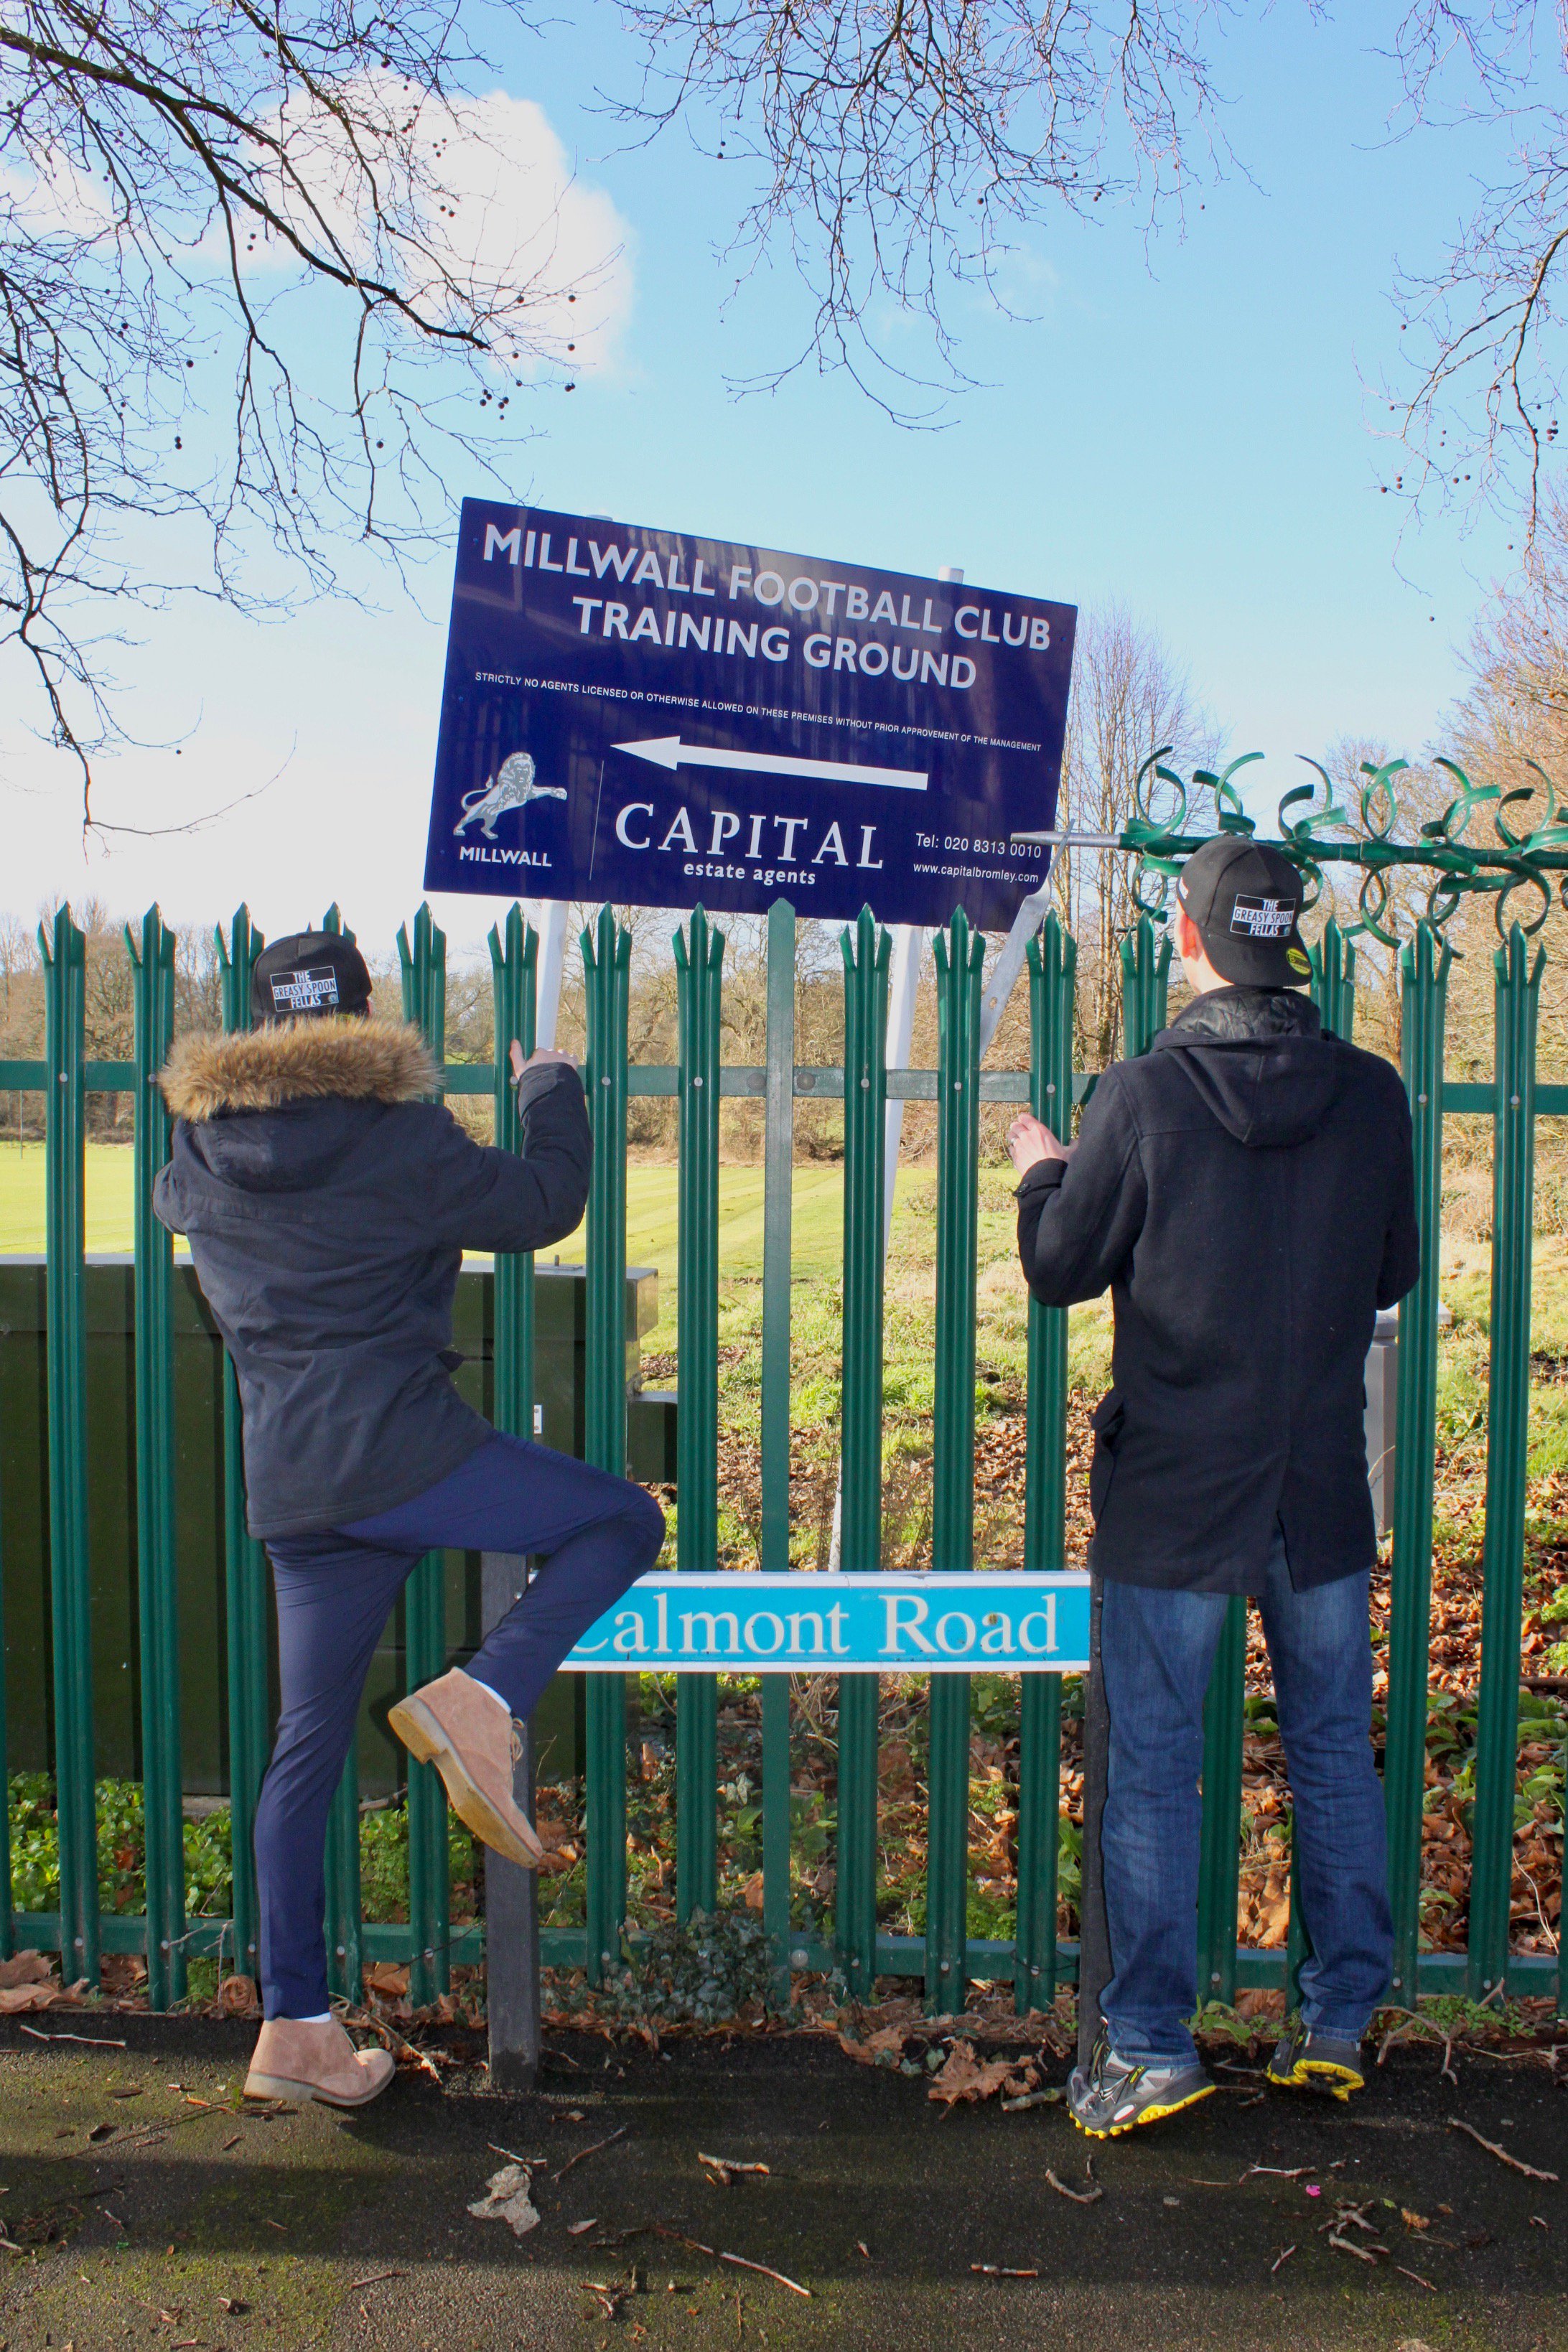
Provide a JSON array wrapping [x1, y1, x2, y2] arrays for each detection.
[[760, 902, 796, 1996], [127, 907, 185, 2009], [1468, 926, 1545, 1996], [674, 909, 724, 1922], [925, 910, 985, 2012], [1196, 1597, 1246, 2005], [1308, 918, 1357, 1041], [1118, 915, 1172, 1060], [399, 905, 452, 2007], [217, 909, 269, 1981], [582, 907, 632, 1982], [1016, 913, 1075, 2013], [837, 909, 891, 1996], [1386, 922, 1452, 2002], [39, 906, 98, 1988]]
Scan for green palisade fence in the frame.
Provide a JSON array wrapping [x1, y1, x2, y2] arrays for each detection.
[[0, 895, 1559, 2017]]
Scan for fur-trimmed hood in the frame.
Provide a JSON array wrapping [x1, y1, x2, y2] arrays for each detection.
[[160, 1018, 437, 1123]]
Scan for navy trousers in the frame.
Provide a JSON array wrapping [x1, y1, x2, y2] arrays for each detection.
[[256, 1433, 665, 2019]]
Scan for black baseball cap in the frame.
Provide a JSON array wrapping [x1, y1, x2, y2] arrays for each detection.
[[251, 931, 373, 1024], [1174, 836, 1312, 988]]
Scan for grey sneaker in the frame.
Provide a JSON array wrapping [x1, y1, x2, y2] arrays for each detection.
[[1266, 2017, 1365, 2101], [1067, 2033, 1215, 2139]]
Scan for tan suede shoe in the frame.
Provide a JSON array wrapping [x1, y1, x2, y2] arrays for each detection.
[[245, 2017, 396, 2108], [387, 1668, 544, 1870]]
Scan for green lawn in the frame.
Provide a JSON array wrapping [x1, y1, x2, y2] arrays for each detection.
[[0, 1142, 918, 1336]]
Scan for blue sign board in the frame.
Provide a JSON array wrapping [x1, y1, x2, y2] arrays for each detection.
[[561, 1573, 1091, 1674], [424, 502, 1076, 932]]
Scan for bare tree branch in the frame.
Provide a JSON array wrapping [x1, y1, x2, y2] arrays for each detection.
[[1, 0, 613, 820]]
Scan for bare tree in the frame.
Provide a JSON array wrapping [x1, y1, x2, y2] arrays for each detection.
[[1387, 3, 1568, 535], [1049, 602, 1218, 1064], [1, 0, 612, 812], [617, 0, 1229, 411]]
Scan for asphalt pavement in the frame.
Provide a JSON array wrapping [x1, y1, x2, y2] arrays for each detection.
[[0, 2016, 1562, 2351]]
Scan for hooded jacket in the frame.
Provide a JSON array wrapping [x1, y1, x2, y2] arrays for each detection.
[[153, 1019, 592, 1540], [1015, 986, 1419, 1593]]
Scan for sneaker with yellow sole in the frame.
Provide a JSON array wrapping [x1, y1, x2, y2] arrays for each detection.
[[1067, 2033, 1216, 2137], [1266, 2019, 1365, 2100]]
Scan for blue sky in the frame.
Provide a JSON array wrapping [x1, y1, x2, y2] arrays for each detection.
[[0, 3, 1531, 955]]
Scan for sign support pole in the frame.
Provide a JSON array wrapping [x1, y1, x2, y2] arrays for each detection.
[[528, 898, 569, 1050]]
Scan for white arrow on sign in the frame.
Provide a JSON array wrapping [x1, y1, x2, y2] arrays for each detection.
[[612, 734, 928, 793]]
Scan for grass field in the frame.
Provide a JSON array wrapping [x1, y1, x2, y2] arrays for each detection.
[[0, 1143, 925, 1333]]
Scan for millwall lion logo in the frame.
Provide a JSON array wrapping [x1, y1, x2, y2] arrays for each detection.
[[453, 751, 567, 841]]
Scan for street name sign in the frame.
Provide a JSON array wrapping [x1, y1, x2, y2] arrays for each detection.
[[561, 1572, 1091, 1674], [424, 500, 1076, 931]]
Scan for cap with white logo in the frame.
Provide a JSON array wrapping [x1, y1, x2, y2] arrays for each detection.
[[1174, 835, 1311, 989], [251, 931, 373, 1024]]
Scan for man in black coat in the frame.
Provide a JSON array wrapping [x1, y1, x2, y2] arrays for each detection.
[[1010, 837, 1419, 2137], [155, 930, 664, 2108]]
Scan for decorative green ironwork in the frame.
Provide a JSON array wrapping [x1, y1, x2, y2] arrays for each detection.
[[1088, 749, 1568, 943]]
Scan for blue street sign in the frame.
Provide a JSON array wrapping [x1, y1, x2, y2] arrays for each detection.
[[561, 1572, 1091, 1674], [424, 501, 1076, 931]]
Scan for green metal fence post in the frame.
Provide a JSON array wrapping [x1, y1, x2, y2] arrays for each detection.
[[674, 908, 724, 1922], [319, 902, 362, 2003], [760, 901, 796, 1999], [398, 905, 452, 2007], [1119, 914, 1172, 1060], [1468, 925, 1544, 1997], [39, 907, 98, 1989], [490, 908, 539, 1441], [582, 907, 632, 1983], [127, 907, 185, 2009], [1195, 1602, 1246, 2008], [1386, 920, 1452, 2005], [216, 910, 269, 1986], [926, 909, 985, 2013], [1016, 913, 1075, 2015], [1308, 918, 1358, 1041], [838, 910, 892, 1997]]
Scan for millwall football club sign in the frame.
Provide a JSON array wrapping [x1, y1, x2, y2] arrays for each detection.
[[424, 500, 1076, 930]]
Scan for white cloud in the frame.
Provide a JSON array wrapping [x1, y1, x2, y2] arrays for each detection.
[[266, 81, 634, 375], [1, 83, 633, 374]]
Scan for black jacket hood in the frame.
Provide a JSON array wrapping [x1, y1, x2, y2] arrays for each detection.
[[161, 1016, 439, 1195], [1151, 986, 1345, 1149]]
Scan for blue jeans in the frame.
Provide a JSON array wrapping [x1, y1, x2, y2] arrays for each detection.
[[1099, 1540, 1391, 2063], [256, 1434, 664, 2019]]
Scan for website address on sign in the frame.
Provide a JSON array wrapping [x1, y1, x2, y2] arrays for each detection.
[[913, 862, 1045, 884]]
